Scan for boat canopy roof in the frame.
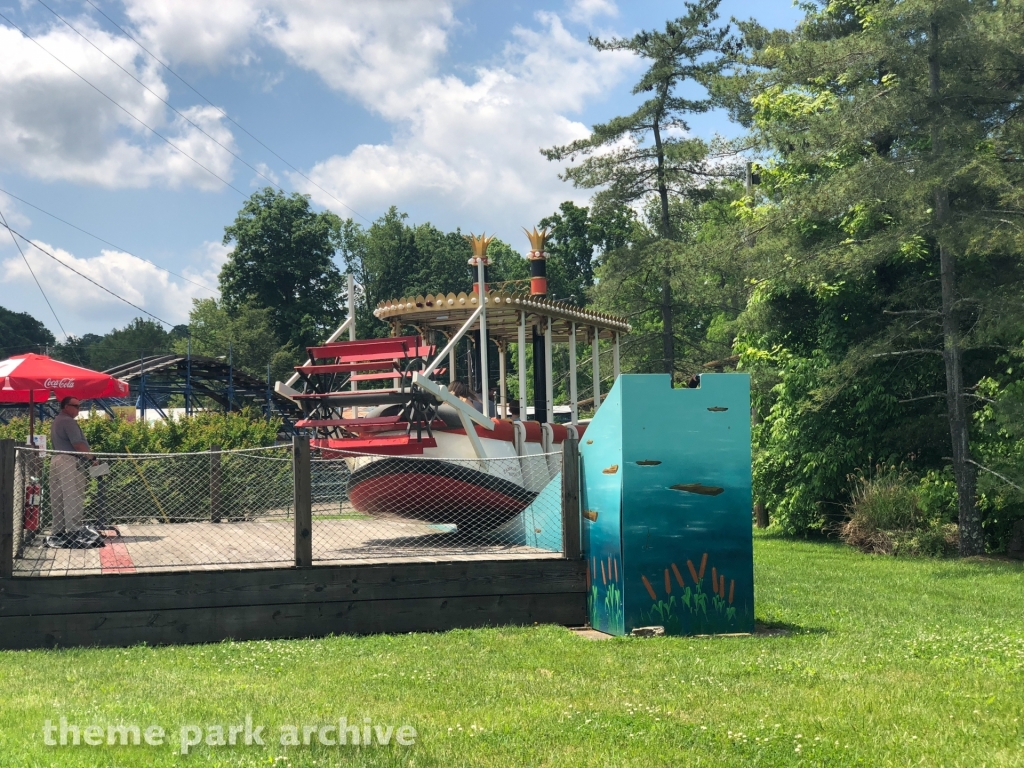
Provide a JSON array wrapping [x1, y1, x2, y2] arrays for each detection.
[[373, 289, 630, 343]]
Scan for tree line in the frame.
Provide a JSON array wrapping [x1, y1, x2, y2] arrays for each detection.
[[543, 0, 1024, 555]]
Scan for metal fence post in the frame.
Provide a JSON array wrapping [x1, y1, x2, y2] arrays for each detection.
[[210, 445, 222, 523], [561, 437, 581, 559], [293, 436, 312, 568], [1, 439, 15, 578]]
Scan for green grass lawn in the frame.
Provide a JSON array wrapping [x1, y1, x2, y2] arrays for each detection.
[[2, 533, 1023, 767]]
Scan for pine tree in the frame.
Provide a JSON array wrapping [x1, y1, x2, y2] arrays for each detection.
[[541, 0, 737, 378], [732, 0, 1024, 554]]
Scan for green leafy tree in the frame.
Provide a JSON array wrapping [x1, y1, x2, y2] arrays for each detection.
[[339, 208, 529, 339], [220, 188, 345, 350], [0, 409, 280, 451], [344, 207, 421, 339], [593, 189, 746, 379], [411, 223, 473, 296], [542, 0, 738, 375], [51, 333, 102, 366], [482, 238, 529, 290], [174, 299, 296, 381], [83, 318, 180, 371], [729, 0, 1024, 552], [539, 201, 594, 304], [0, 305, 55, 357], [536, 199, 643, 307]]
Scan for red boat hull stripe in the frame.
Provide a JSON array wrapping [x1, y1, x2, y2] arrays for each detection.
[[348, 458, 538, 527]]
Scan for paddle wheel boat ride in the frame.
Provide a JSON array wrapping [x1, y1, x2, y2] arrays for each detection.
[[275, 231, 630, 530]]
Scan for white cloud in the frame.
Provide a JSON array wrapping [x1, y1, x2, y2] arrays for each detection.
[[124, 0, 456, 103], [1, 0, 641, 320], [196, 240, 231, 282], [292, 12, 636, 245], [259, 0, 455, 104], [567, 0, 619, 23], [1, 1, 636, 237], [0, 191, 33, 231], [0, 1, 458, 191], [0, 21, 236, 190], [0, 238, 224, 335], [118, 1, 635, 241], [250, 162, 280, 188], [125, 0, 262, 69]]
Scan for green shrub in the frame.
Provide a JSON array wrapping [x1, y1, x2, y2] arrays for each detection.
[[0, 409, 281, 453], [2, 410, 289, 527], [840, 465, 958, 557], [848, 465, 922, 530]]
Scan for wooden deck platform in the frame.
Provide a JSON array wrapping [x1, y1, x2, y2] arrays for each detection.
[[0, 557, 587, 649], [13, 518, 561, 576]]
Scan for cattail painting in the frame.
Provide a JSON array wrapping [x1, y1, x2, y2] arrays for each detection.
[[687, 559, 699, 585], [641, 575, 657, 601], [671, 563, 685, 588]]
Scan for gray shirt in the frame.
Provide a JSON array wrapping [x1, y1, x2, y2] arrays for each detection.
[[50, 412, 89, 453]]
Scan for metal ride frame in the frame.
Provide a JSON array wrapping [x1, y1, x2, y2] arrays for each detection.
[[273, 266, 630, 460], [385, 283, 629, 457]]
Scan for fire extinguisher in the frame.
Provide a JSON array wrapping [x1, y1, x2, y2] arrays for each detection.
[[23, 477, 41, 533]]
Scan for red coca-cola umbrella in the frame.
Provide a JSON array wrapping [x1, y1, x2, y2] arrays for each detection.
[[0, 353, 130, 440]]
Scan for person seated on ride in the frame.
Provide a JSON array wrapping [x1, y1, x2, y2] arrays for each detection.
[[449, 380, 485, 413], [506, 399, 521, 420]]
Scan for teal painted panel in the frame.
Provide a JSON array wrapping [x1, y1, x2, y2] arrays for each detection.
[[580, 373, 754, 637], [521, 472, 563, 551], [579, 382, 624, 635]]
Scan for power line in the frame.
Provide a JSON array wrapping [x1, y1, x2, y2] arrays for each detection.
[[35, 0, 287, 197], [0, 220, 175, 328], [0, 206, 74, 349], [0, 10, 248, 197], [0, 186, 217, 294], [81, 0, 373, 224]]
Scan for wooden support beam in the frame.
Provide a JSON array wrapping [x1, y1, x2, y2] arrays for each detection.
[[569, 322, 578, 425], [293, 437, 312, 568], [545, 316, 554, 423], [518, 311, 527, 419], [613, 332, 620, 381], [209, 445, 222, 523], [0, 559, 587, 648], [0, 559, 585, 616], [498, 341, 508, 418], [592, 326, 601, 412], [0, 592, 586, 650], [561, 437, 581, 560], [0, 440, 14, 579]]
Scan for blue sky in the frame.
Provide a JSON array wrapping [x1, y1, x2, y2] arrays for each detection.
[[0, 0, 804, 338]]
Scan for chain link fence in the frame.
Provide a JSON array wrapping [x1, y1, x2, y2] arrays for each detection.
[[310, 449, 564, 563], [7, 443, 567, 575], [12, 445, 293, 575]]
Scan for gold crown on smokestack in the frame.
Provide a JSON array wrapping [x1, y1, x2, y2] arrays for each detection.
[[465, 232, 494, 260], [523, 226, 549, 254]]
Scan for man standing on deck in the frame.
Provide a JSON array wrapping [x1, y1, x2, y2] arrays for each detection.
[[49, 396, 96, 536]]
